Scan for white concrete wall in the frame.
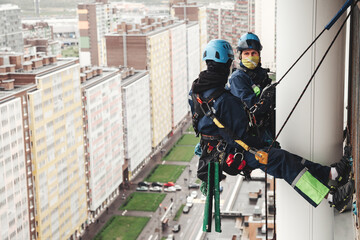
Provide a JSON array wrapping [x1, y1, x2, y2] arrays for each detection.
[[85, 73, 124, 211], [276, 0, 346, 239], [255, 0, 276, 71], [0, 98, 29, 240], [187, 23, 200, 92], [170, 23, 188, 128], [122, 74, 152, 174]]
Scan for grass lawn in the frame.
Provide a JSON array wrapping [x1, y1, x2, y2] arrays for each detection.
[[61, 46, 79, 57], [119, 192, 166, 211], [94, 216, 149, 240], [176, 134, 199, 146], [173, 204, 185, 221], [163, 146, 195, 162], [187, 125, 195, 132], [145, 164, 186, 182]]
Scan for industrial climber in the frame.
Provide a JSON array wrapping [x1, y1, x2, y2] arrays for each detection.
[[228, 32, 275, 147], [189, 39, 354, 213]]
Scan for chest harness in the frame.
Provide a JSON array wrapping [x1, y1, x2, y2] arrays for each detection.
[[191, 89, 269, 171]]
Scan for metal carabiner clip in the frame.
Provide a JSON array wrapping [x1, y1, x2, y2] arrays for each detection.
[[216, 140, 227, 153], [233, 152, 244, 162]]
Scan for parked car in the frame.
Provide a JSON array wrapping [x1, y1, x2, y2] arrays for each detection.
[[172, 224, 181, 233], [164, 182, 175, 187], [186, 196, 194, 204], [164, 186, 176, 192], [138, 181, 150, 187], [165, 235, 175, 240], [186, 202, 193, 208], [174, 185, 182, 191], [149, 186, 162, 192], [182, 205, 190, 214], [136, 186, 148, 191], [151, 182, 163, 187], [188, 183, 200, 189], [191, 191, 198, 199]]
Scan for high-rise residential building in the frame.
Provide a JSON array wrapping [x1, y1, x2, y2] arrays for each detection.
[[171, 2, 208, 70], [207, 0, 256, 48], [0, 77, 37, 240], [186, 22, 200, 91], [0, 54, 88, 240], [22, 22, 53, 40], [121, 69, 152, 178], [170, 23, 188, 128], [23, 39, 62, 57], [255, 0, 276, 71], [105, 17, 187, 148], [78, 0, 111, 66], [80, 66, 124, 219], [0, 4, 23, 52]]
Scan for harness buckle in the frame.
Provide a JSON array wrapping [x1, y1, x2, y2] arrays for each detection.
[[216, 141, 227, 153]]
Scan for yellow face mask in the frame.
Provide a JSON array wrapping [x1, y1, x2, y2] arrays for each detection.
[[241, 56, 260, 70]]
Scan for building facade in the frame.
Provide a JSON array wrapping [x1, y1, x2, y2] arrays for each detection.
[[27, 60, 88, 239], [171, 2, 207, 71], [0, 95, 33, 240], [0, 4, 23, 52], [0, 55, 88, 239], [78, 1, 110, 66], [81, 67, 124, 216], [106, 17, 187, 148], [207, 0, 256, 48], [121, 70, 152, 178], [186, 22, 200, 93], [169, 23, 188, 128]]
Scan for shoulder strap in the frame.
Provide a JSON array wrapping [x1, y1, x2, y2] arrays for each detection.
[[191, 88, 227, 137]]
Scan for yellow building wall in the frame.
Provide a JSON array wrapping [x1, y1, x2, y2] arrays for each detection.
[[28, 63, 87, 240], [148, 31, 172, 147]]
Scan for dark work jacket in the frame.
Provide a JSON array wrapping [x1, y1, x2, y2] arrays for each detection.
[[227, 63, 271, 109], [189, 87, 263, 150]]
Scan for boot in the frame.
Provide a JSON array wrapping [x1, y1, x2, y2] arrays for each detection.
[[331, 156, 352, 187], [329, 179, 354, 213]]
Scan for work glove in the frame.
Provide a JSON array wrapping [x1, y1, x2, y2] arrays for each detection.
[[259, 83, 276, 101], [194, 142, 202, 156]]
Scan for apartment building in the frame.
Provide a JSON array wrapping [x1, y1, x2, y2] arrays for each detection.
[[169, 23, 188, 128], [24, 39, 62, 57], [80, 66, 124, 217], [121, 69, 151, 178], [0, 53, 88, 240], [0, 4, 23, 52], [207, 0, 256, 48], [105, 17, 186, 148], [186, 22, 200, 92], [171, 2, 207, 70], [22, 22, 53, 40], [78, 0, 110, 66], [0, 78, 37, 240]]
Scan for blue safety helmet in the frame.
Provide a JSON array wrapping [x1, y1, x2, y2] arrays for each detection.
[[203, 39, 234, 64], [237, 32, 263, 52]]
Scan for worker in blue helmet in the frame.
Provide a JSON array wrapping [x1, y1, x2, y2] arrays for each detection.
[[189, 39, 354, 213], [228, 32, 275, 147]]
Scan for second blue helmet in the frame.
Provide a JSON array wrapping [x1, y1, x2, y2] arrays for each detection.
[[237, 32, 262, 52], [203, 39, 234, 64]]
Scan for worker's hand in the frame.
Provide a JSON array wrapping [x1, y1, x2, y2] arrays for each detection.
[[260, 83, 276, 101]]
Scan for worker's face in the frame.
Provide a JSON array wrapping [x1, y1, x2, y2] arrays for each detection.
[[241, 49, 259, 59]]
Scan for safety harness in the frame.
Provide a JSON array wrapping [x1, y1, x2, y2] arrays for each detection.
[[191, 89, 269, 232]]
